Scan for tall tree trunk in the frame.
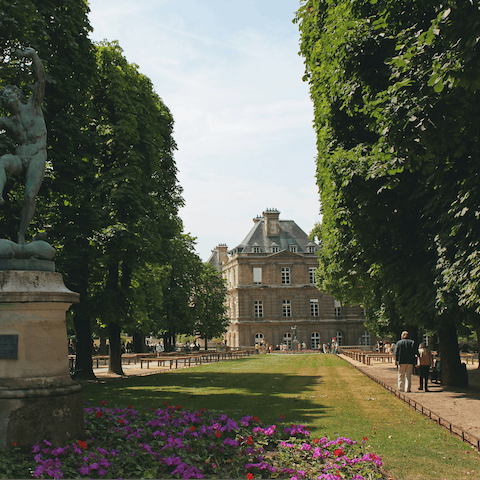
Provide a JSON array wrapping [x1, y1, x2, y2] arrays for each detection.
[[133, 332, 147, 353], [99, 330, 107, 355], [476, 328, 480, 370], [108, 321, 124, 375], [438, 319, 468, 388], [204, 337, 208, 350], [164, 332, 173, 352], [71, 284, 96, 381]]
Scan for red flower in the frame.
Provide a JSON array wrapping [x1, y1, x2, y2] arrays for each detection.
[[12, 442, 17, 446], [95, 411, 103, 419], [312, 438, 320, 444], [164, 401, 169, 405], [100, 400, 106, 405], [77, 440, 87, 450], [118, 419, 124, 424], [216, 430, 221, 438], [200, 408, 207, 412], [247, 436, 253, 445], [190, 426, 196, 431], [175, 405, 182, 411], [334, 448, 344, 457], [128, 405, 133, 409], [247, 474, 254, 480], [196, 412, 201, 417], [363, 436, 368, 441], [253, 416, 259, 422]]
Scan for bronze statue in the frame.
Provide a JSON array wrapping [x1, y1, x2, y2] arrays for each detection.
[[0, 47, 47, 246]]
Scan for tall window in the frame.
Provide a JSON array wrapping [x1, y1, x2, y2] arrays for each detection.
[[283, 299, 291, 317], [336, 330, 343, 346], [307, 246, 315, 253], [361, 331, 370, 346], [290, 245, 297, 253], [254, 300, 263, 318], [334, 300, 342, 317], [254, 333, 264, 345], [281, 267, 290, 285], [310, 299, 319, 317], [283, 332, 292, 349], [309, 267, 316, 284], [311, 332, 321, 349], [253, 246, 260, 253], [253, 267, 262, 285], [272, 246, 279, 253]]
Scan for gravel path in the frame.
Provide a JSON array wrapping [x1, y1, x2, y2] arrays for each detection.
[[338, 354, 480, 446]]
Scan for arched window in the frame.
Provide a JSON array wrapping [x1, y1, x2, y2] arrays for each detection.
[[361, 331, 370, 346], [254, 333, 264, 345], [311, 332, 321, 349], [336, 331, 344, 346], [283, 332, 292, 349]]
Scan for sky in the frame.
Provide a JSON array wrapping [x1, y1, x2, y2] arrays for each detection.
[[87, 0, 321, 261]]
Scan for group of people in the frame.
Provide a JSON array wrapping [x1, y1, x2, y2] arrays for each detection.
[[394, 331, 434, 392], [375, 340, 394, 354]]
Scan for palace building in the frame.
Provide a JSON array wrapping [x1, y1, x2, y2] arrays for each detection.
[[208, 209, 375, 349]]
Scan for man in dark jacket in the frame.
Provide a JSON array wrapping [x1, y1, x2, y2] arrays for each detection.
[[395, 331, 417, 392]]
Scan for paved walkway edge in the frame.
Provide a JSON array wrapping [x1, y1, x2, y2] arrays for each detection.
[[338, 354, 480, 450]]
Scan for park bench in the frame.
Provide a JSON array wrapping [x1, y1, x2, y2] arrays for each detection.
[[460, 353, 476, 365], [365, 353, 394, 364], [140, 355, 201, 370]]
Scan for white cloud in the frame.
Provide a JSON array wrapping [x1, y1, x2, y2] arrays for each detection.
[[88, 0, 321, 260]]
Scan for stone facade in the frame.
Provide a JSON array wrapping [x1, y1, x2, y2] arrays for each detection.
[[208, 209, 375, 349]]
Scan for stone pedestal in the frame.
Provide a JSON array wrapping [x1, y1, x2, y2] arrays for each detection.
[[0, 267, 84, 449]]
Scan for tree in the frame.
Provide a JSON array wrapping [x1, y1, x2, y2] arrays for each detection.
[[295, 0, 480, 386], [0, 0, 99, 379], [158, 234, 203, 352], [192, 263, 229, 350], [90, 41, 183, 374]]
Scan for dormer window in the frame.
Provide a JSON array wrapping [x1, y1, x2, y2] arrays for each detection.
[[272, 246, 279, 253], [290, 245, 298, 253], [307, 246, 315, 253]]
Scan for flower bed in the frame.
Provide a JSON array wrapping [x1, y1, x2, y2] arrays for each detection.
[[2, 401, 386, 479]]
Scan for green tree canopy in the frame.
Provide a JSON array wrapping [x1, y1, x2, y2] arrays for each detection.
[[89, 41, 183, 373], [192, 263, 229, 350], [296, 0, 480, 386]]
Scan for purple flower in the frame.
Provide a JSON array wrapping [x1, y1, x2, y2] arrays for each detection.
[[78, 465, 90, 475]]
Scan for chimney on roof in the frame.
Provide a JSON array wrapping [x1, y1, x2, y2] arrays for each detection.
[[263, 208, 280, 237], [216, 243, 228, 265]]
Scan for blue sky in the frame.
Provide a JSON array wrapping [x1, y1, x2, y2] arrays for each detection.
[[87, 0, 320, 261]]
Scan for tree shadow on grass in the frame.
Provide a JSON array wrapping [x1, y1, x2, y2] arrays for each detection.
[[81, 368, 331, 426]]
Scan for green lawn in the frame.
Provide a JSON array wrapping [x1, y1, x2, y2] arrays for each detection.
[[82, 354, 480, 479]]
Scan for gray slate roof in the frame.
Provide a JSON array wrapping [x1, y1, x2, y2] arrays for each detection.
[[231, 218, 318, 254]]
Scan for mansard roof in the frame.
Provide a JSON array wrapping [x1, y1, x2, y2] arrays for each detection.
[[230, 216, 319, 254]]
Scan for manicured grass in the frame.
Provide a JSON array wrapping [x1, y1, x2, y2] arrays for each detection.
[[82, 354, 480, 479]]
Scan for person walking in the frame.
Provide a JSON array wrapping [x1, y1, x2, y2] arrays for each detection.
[[395, 331, 417, 393], [417, 343, 433, 392]]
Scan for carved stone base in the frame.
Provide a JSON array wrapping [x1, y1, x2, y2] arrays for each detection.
[[0, 387, 84, 449], [0, 270, 83, 449]]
